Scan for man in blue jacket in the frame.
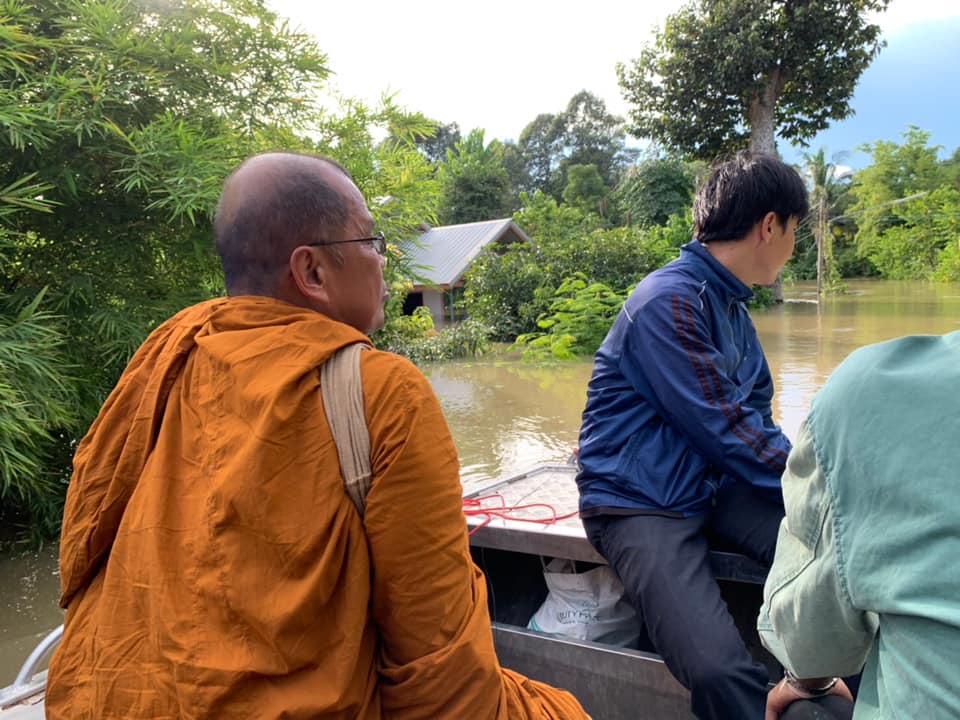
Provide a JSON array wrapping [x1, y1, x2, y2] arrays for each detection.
[[577, 151, 808, 720]]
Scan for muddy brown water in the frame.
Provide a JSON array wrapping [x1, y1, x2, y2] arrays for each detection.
[[3, 279, 958, 683]]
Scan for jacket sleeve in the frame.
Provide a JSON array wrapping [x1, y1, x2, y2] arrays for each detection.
[[360, 352, 586, 720], [745, 353, 777, 429], [757, 421, 878, 678], [618, 290, 791, 496]]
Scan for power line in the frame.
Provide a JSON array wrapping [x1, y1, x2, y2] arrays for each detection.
[[828, 192, 931, 224]]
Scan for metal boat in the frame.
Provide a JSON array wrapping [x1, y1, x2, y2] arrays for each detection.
[[465, 463, 777, 720], [0, 625, 59, 719]]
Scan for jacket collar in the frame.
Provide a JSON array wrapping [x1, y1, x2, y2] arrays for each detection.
[[680, 240, 754, 302]]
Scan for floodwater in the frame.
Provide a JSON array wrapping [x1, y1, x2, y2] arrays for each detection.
[[437, 279, 960, 492], [2, 279, 958, 683]]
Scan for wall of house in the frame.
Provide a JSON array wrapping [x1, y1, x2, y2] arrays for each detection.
[[423, 290, 445, 327]]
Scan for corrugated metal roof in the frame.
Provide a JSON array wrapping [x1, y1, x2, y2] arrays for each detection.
[[400, 218, 530, 288]]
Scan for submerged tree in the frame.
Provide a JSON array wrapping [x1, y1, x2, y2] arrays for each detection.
[[618, 0, 891, 158]]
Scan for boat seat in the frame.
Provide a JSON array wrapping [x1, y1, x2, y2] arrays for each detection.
[[468, 522, 767, 584], [464, 464, 769, 584]]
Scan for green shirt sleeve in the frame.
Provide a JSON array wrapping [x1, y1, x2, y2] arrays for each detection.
[[757, 420, 878, 678]]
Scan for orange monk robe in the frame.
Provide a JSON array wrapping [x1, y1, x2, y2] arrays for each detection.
[[47, 297, 587, 720]]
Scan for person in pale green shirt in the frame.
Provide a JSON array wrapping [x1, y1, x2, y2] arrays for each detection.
[[758, 330, 960, 719]]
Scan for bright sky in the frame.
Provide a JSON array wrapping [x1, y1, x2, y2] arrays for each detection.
[[268, 0, 959, 145]]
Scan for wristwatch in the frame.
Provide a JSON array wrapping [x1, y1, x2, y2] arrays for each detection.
[[783, 669, 839, 698]]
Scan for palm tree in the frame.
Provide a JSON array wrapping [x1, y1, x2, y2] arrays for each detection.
[[802, 148, 850, 295]]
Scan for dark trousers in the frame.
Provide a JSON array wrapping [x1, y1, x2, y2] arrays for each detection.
[[583, 482, 784, 720]]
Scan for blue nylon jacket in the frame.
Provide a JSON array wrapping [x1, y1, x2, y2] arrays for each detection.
[[576, 240, 791, 516]]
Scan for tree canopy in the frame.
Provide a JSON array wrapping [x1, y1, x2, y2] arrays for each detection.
[[617, 0, 891, 157], [849, 127, 958, 278], [517, 91, 634, 198], [613, 155, 701, 228], [561, 164, 608, 217], [437, 129, 513, 224]]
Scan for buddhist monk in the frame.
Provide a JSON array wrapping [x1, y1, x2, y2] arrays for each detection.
[[46, 152, 588, 719]]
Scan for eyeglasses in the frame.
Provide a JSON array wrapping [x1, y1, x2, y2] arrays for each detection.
[[307, 231, 387, 256]]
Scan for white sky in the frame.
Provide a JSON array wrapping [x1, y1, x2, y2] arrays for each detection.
[[268, 0, 960, 144]]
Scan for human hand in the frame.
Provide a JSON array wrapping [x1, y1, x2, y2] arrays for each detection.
[[765, 676, 853, 720]]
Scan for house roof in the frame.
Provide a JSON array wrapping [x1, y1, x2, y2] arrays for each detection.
[[400, 218, 530, 289]]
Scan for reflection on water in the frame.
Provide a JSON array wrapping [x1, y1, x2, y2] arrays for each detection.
[[0, 544, 62, 684], [2, 279, 958, 683], [429, 362, 593, 490], [755, 280, 960, 439]]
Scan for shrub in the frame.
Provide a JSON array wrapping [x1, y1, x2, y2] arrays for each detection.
[[934, 241, 960, 282], [514, 274, 627, 360], [378, 307, 493, 364], [465, 225, 677, 340], [0, 289, 79, 539]]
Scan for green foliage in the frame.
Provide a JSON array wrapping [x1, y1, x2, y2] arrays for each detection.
[[555, 91, 637, 188], [0, 289, 78, 536], [2, 0, 335, 424], [865, 187, 960, 279], [465, 192, 677, 340], [0, 139, 77, 535], [791, 148, 852, 291], [618, 0, 891, 156], [845, 128, 960, 280], [748, 285, 776, 308], [517, 91, 635, 199], [615, 156, 701, 228], [514, 274, 627, 360], [645, 209, 694, 249], [562, 164, 608, 217], [850, 127, 953, 273], [462, 243, 549, 341], [543, 227, 677, 291], [425, 318, 494, 361], [376, 305, 434, 358], [499, 140, 530, 202], [517, 114, 564, 198], [408, 120, 461, 165], [377, 307, 492, 364], [437, 129, 512, 224], [933, 239, 960, 282], [512, 190, 595, 243], [0, 0, 443, 540]]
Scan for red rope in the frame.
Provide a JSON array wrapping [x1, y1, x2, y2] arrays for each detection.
[[463, 493, 580, 537]]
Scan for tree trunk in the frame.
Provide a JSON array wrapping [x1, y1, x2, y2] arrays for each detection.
[[750, 68, 786, 300], [748, 70, 782, 156]]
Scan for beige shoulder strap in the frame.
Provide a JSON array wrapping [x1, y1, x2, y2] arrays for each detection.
[[321, 342, 373, 516]]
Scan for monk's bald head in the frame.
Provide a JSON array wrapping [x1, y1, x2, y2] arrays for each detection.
[[214, 152, 353, 295]]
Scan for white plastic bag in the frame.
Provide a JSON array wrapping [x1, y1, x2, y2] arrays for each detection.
[[527, 558, 640, 647]]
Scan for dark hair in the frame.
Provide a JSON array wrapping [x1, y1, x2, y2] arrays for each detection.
[[214, 153, 352, 293], [693, 151, 808, 243]]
